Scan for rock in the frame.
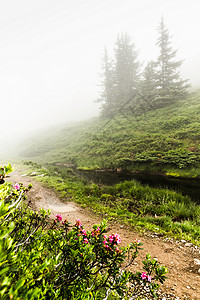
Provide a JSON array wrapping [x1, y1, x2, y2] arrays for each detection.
[[194, 258, 200, 265], [30, 172, 38, 176], [185, 243, 192, 247]]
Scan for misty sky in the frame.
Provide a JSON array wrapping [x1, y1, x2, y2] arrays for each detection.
[[1, 0, 200, 145]]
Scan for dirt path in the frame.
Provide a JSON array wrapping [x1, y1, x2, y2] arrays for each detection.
[[7, 169, 200, 299]]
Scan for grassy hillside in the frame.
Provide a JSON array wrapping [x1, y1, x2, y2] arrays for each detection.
[[20, 90, 200, 177]]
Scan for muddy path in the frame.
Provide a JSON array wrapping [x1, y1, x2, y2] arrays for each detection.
[[6, 169, 200, 299]]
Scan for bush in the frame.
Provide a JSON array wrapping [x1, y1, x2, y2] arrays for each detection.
[[0, 166, 168, 299]]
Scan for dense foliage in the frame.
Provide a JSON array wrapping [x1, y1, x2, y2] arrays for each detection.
[[0, 164, 168, 299]]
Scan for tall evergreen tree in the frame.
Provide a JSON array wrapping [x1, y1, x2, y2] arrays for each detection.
[[114, 32, 140, 111], [156, 17, 189, 103], [137, 61, 158, 112], [98, 33, 141, 117], [98, 48, 116, 117]]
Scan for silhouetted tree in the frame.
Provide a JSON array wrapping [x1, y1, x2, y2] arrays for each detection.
[[156, 17, 189, 104]]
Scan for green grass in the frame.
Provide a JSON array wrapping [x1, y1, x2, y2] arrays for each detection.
[[18, 90, 200, 177], [21, 162, 200, 246], [12, 91, 200, 244]]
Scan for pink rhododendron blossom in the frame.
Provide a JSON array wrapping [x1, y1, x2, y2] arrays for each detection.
[[81, 229, 87, 236], [55, 214, 62, 221], [109, 233, 121, 245], [83, 238, 89, 244], [147, 275, 151, 282], [103, 240, 107, 245], [13, 183, 20, 190], [109, 235, 114, 243], [141, 272, 147, 280], [75, 219, 82, 228], [114, 233, 121, 244]]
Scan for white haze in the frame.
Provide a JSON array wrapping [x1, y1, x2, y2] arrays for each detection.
[[1, 0, 200, 155]]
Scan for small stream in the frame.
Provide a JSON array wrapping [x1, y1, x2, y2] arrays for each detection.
[[52, 164, 200, 204], [75, 169, 200, 204]]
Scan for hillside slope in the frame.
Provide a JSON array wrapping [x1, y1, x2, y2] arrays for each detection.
[[20, 90, 200, 176]]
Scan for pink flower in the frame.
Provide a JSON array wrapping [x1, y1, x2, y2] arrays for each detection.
[[83, 238, 89, 244], [13, 183, 20, 190], [55, 214, 62, 221], [109, 233, 121, 245], [109, 235, 114, 243], [141, 272, 147, 280], [114, 233, 121, 244], [147, 275, 151, 282], [103, 240, 107, 245], [81, 229, 87, 236], [75, 219, 82, 228]]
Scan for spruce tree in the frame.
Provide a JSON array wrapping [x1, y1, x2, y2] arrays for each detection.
[[156, 17, 189, 104], [98, 33, 140, 117], [114, 32, 140, 112], [137, 61, 158, 112], [98, 48, 116, 117]]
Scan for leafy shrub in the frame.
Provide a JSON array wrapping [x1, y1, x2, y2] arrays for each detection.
[[0, 167, 168, 299]]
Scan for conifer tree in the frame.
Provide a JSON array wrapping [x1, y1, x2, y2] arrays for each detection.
[[137, 61, 158, 112], [98, 48, 116, 117], [156, 17, 189, 103], [98, 33, 140, 117], [114, 32, 140, 111]]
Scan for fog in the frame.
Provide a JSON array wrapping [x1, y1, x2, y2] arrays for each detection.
[[1, 0, 200, 155]]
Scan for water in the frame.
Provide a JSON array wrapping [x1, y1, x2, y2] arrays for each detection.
[[75, 169, 200, 204], [52, 164, 200, 203]]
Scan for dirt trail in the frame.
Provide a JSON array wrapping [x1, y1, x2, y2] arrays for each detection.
[[7, 169, 200, 299]]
